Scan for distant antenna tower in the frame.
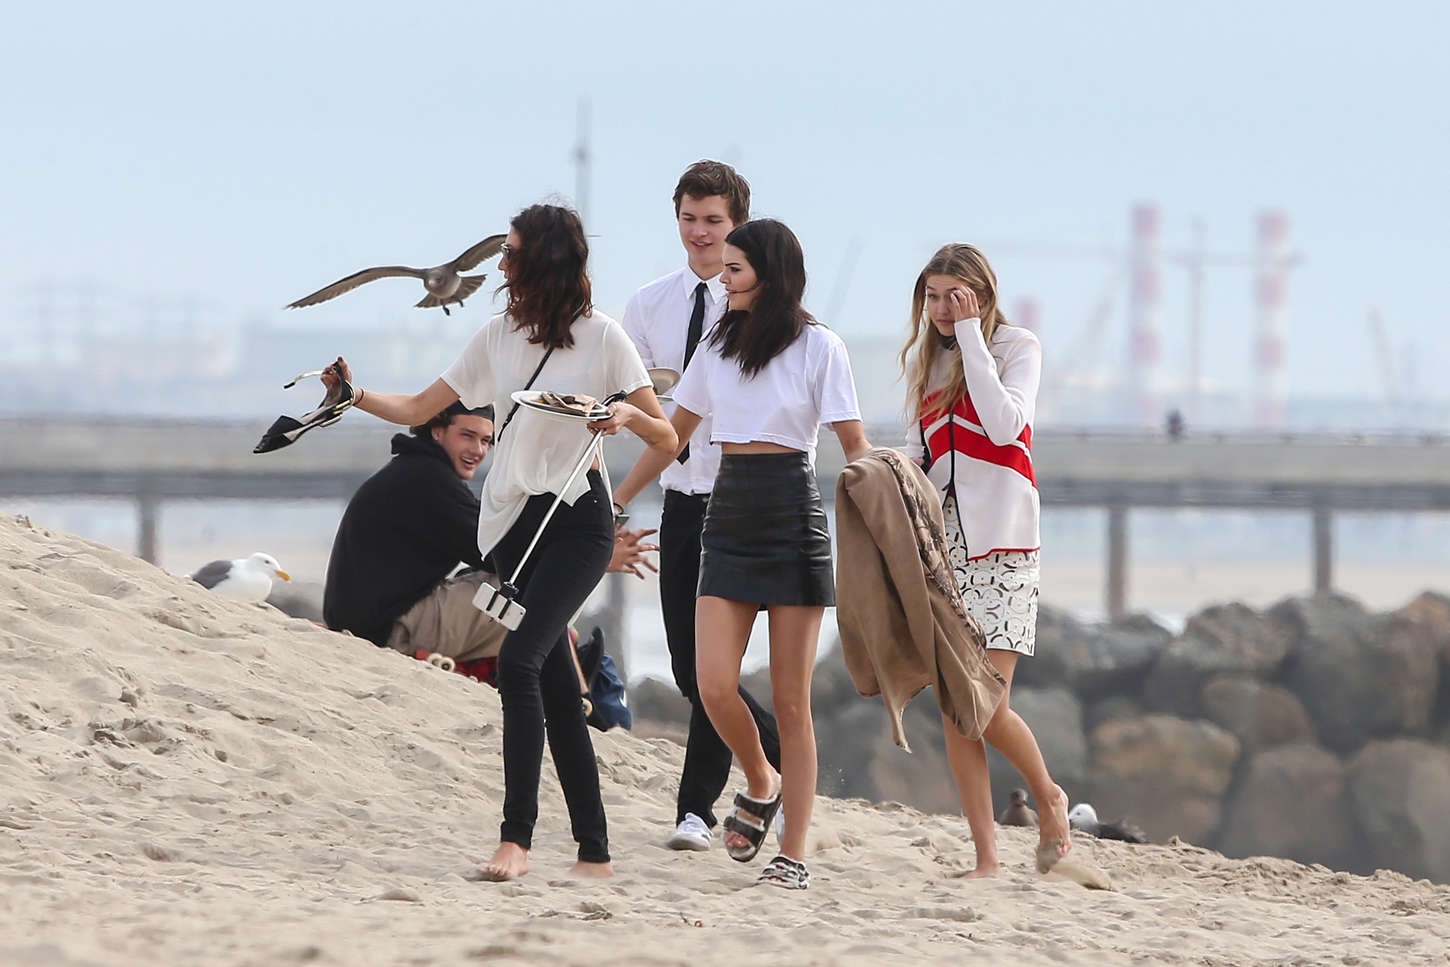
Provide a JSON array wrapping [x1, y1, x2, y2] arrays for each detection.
[[1253, 211, 1291, 428], [1127, 203, 1163, 428], [573, 98, 591, 226], [1016, 297, 1041, 334]]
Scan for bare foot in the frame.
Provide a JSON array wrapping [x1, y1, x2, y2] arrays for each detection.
[[480, 842, 529, 881], [568, 860, 615, 879], [953, 862, 1000, 879], [724, 774, 781, 853], [1035, 784, 1072, 871], [1035, 838, 1066, 874]]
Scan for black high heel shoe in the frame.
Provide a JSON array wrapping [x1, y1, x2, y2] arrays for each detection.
[[253, 367, 356, 453]]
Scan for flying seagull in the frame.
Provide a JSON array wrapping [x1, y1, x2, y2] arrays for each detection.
[[286, 234, 506, 315], [190, 552, 291, 602]]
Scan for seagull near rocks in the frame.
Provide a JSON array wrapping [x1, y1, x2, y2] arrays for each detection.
[[286, 234, 506, 316], [997, 788, 1039, 827], [1068, 803, 1149, 844], [190, 553, 291, 602]]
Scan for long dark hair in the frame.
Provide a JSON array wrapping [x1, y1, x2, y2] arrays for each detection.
[[499, 204, 593, 350], [707, 219, 814, 378]]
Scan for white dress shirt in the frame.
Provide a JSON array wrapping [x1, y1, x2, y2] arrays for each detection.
[[621, 267, 727, 495]]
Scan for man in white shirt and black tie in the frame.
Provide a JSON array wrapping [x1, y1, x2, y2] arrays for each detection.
[[614, 160, 782, 851]]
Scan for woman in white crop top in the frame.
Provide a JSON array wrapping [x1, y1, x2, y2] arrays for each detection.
[[322, 204, 677, 883], [900, 242, 1071, 877], [613, 219, 869, 890]]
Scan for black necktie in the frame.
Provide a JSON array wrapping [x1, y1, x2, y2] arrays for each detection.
[[676, 281, 708, 465]]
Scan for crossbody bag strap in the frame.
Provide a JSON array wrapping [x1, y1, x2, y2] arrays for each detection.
[[495, 345, 556, 443]]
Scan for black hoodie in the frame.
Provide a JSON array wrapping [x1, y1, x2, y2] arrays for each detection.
[[323, 433, 485, 646]]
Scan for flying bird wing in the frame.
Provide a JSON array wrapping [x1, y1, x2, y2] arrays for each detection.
[[286, 266, 427, 308], [416, 274, 486, 309], [190, 560, 235, 589], [448, 234, 507, 272]]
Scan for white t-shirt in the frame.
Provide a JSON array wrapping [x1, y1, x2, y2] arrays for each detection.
[[672, 323, 862, 464], [621, 266, 727, 496], [441, 310, 650, 560]]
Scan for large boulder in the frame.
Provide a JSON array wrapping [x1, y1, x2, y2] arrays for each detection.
[[1199, 675, 1317, 754], [864, 694, 963, 814], [1141, 602, 1294, 716], [810, 652, 962, 810], [986, 686, 1088, 812], [1087, 714, 1240, 844], [1276, 593, 1443, 754], [1018, 607, 1170, 700], [1086, 695, 1143, 732], [1403, 592, 1450, 738], [1346, 738, 1450, 884], [628, 675, 690, 729], [1217, 743, 1356, 871]]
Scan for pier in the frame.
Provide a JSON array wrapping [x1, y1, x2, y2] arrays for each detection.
[[3, 417, 1447, 618]]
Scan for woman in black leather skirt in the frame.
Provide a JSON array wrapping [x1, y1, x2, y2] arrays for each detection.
[[616, 219, 869, 890]]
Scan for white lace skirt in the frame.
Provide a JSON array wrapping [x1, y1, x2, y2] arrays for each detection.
[[941, 496, 1039, 657]]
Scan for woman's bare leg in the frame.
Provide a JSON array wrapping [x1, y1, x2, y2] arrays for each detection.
[[980, 650, 1071, 865], [942, 715, 998, 876], [764, 604, 824, 861], [695, 595, 779, 850]]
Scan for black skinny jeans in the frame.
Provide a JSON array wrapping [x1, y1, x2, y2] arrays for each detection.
[[490, 470, 614, 862], [659, 490, 782, 828]]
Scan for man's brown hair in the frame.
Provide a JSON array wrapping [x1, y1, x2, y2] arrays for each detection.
[[672, 160, 750, 225]]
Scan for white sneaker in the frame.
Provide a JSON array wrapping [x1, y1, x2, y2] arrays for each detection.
[[666, 813, 712, 852]]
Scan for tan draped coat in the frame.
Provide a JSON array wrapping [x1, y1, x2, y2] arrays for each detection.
[[835, 447, 1006, 751]]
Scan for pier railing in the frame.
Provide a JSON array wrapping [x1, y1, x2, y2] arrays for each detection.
[[4, 416, 1448, 617]]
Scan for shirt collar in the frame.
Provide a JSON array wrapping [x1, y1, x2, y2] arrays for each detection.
[[680, 266, 726, 306]]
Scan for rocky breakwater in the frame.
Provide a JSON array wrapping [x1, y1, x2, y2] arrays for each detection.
[[630, 591, 1450, 882]]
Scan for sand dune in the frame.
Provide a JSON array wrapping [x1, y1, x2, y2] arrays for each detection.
[[3, 509, 1448, 966]]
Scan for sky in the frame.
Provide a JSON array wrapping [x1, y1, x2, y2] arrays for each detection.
[[4, 0, 1447, 414]]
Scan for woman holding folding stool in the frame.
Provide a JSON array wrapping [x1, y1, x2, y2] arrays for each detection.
[[320, 203, 676, 881]]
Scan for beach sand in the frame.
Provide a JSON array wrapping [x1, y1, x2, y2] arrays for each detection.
[[3, 509, 1449, 966]]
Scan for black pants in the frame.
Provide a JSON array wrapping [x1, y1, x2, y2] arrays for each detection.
[[660, 490, 782, 828], [491, 470, 613, 862]]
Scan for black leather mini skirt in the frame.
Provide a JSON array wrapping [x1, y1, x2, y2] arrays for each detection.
[[698, 451, 835, 607]]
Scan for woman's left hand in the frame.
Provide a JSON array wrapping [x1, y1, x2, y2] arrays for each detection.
[[949, 286, 981, 323], [587, 402, 636, 436]]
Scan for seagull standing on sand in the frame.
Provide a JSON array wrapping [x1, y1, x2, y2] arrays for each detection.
[[998, 788, 1039, 827], [190, 553, 291, 602], [286, 234, 507, 315]]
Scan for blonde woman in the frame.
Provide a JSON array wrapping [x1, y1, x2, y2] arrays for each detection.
[[900, 243, 1071, 876]]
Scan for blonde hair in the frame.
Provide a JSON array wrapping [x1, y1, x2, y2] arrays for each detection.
[[898, 243, 1010, 419]]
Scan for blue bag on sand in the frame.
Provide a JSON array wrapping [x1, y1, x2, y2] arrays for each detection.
[[577, 627, 632, 732]]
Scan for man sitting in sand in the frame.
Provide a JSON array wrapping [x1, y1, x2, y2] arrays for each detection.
[[323, 401, 656, 680]]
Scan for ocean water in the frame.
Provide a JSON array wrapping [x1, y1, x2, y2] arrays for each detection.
[[8, 495, 1450, 684]]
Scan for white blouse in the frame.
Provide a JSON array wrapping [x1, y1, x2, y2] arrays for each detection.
[[672, 323, 861, 463], [442, 309, 650, 560]]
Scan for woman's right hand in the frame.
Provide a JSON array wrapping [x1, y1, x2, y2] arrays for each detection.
[[587, 402, 638, 437], [321, 356, 353, 388]]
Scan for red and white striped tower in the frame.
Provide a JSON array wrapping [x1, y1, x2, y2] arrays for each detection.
[[1127, 204, 1163, 427], [1015, 297, 1041, 335], [1253, 211, 1290, 428]]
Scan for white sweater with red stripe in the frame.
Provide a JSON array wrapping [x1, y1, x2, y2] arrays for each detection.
[[903, 319, 1041, 560]]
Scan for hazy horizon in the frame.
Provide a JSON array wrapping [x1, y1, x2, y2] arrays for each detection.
[[4, 1, 1447, 414]]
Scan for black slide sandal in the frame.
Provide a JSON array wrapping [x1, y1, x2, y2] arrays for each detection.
[[722, 789, 781, 863]]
